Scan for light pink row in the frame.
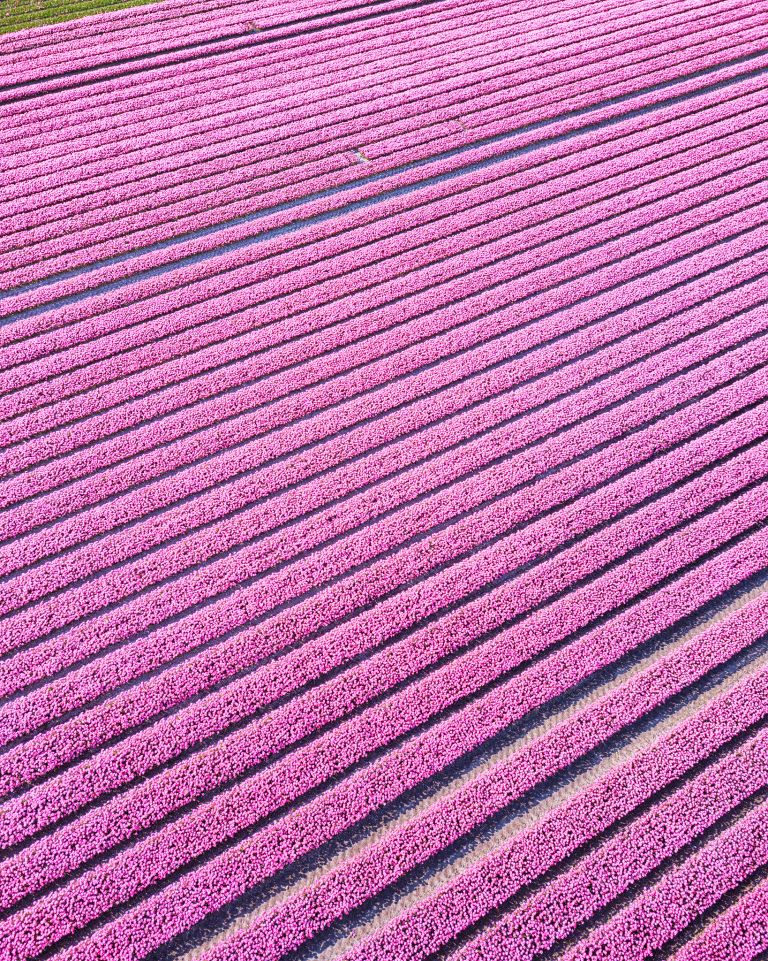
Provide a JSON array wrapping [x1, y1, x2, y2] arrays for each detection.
[[3, 453, 767, 942], [4, 76, 762, 431], [2, 0, 677, 164], [329, 636, 768, 961], [675, 878, 768, 960]]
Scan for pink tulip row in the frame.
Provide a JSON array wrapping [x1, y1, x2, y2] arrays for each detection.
[[8, 577, 765, 961], [5, 22, 768, 293], [0, 0, 261, 83], [2, 377, 767, 858], [1, 263, 760, 625], [1, 333, 763, 823], [0, 248, 765, 582], [0, 0, 699, 186], [7, 222, 764, 616], [6, 33, 754, 359], [204, 680, 768, 961], [4, 170, 764, 576], [0, 0, 752, 269], [3, 0, 757, 183], [3, 453, 767, 856], [1, 223, 760, 570], [0, 0, 515, 175], [0, 0, 562, 163], [674, 877, 768, 960], [2, 287, 767, 794], [7, 8, 768, 296], [5, 276, 768, 608], [4, 96, 768, 488], [3, 0, 691, 168], [327, 666, 768, 961], [1, 0, 720, 185], [5, 310, 767, 669], [0, 0, 323, 60], [3, 512, 767, 919], [558, 799, 768, 961], [5, 312, 768, 728], [5, 115, 768, 419], [0, 0, 366, 62], [0, 0, 360, 107], [4, 49, 768, 326], [0, 0, 255, 55], [0, 0, 457, 73], [0, 0, 457, 96], [3, 177, 768, 556], [0, 0, 577, 156], [0, 0, 267, 82], [452, 732, 768, 961], [5, 42, 735, 364]]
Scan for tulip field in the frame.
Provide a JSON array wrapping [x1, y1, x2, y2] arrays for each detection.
[[1, 0, 768, 958]]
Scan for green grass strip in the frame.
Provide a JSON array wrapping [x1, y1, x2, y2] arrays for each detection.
[[0, 0, 155, 33]]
